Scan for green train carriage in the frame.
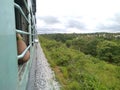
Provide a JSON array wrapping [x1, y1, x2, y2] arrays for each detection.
[[0, 0, 37, 90]]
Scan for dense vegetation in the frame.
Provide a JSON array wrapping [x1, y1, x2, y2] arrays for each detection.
[[39, 33, 120, 90]]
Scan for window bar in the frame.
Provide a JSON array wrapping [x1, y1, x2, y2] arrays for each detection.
[[14, 3, 29, 23], [31, 25, 34, 29], [17, 44, 31, 59], [16, 29, 30, 35], [31, 33, 36, 36], [28, 10, 32, 46], [23, 0, 29, 12]]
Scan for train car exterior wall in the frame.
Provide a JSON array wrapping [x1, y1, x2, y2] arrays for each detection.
[[0, 0, 36, 90]]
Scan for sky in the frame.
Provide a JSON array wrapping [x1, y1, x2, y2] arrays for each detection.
[[36, 0, 120, 34]]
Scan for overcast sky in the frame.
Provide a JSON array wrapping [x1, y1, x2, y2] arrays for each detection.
[[36, 0, 120, 34]]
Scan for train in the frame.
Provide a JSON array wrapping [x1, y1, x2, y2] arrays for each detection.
[[0, 0, 37, 90]]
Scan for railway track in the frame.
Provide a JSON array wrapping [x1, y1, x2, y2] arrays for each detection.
[[27, 42, 60, 90]]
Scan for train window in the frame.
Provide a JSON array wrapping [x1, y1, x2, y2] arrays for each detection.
[[14, 0, 29, 46], [14, 0, 37, 81], [14, 0, 30, 81]]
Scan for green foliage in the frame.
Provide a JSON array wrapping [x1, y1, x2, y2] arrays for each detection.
[[97, 40, 120, 65], [39, 34, 120, 90], [66, 40, 72, 48], [41, 34, 76, 43], [67, 81, 80, 90], [85, 38, 100, 56], [66, 36, 102, 56]]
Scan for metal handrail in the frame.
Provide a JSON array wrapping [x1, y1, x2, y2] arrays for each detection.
[[16, 29, 30, 35], [17, 44, 31, 59], [14, 3, 29, 23], [16, 30, 35, 36]]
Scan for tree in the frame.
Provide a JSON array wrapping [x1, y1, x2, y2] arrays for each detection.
[[97, 40, 120, 64]]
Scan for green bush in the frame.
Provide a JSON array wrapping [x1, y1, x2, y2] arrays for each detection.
[[39, 35, 120, 90], [97, 40, 120, 65]]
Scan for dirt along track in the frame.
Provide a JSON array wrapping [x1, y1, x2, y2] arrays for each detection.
[[27, 42, 60, 90]]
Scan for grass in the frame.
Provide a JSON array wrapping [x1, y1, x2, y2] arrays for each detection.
[[39, 35, 120, 90]]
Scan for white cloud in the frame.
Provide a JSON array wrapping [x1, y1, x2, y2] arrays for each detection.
[[66, 28, 85, 33], [36, 0, 120, 33], [37, 0, 120, 17]]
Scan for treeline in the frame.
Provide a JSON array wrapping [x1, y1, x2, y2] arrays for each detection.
[[39, 33, 120, 90], [40, 33, 120, 65]]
